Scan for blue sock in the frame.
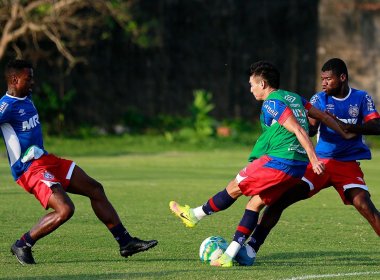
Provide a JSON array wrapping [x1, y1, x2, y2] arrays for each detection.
[[233, 209, 258, 245], [110, 223, 132, 247], [202, 189, 236, 215], [16, 232, 36, 247], [248, 224, 270, 252]]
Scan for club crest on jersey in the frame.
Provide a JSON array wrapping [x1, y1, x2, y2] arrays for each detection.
[[348, 105, 359, 117], [43, 171, 55, 180]]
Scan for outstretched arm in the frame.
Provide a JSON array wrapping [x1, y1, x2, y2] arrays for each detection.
[[282, 114, 324, 175], [326, 113, 380, 135], [308, 106, 356, 139]]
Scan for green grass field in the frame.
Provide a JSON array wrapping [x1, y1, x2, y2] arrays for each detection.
[[0, 145, 379, 279]]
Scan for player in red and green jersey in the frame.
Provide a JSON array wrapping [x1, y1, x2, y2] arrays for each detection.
[[169, 61, 354, 267]]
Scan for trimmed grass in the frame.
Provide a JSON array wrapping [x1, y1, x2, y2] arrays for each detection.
[[0, 144, 379, 279]]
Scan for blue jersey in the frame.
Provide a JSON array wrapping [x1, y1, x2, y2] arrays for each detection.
[[0, 93, 47, 180], [310, 88, 380, 161]]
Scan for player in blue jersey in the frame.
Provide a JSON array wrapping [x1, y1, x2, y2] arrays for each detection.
[[2, 60, 157, 265], [238, 58, 380, 265]]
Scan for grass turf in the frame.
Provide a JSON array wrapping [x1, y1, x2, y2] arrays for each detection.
[[0, 147, 379, 279]]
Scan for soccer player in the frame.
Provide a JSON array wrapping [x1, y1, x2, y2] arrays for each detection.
[[169, 61, 353, 267], [240, 57, 380, 265], [2, 60, 158, 265]]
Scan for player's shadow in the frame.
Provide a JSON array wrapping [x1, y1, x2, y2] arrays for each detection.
[[0, 270, 194, 280], [256, 250, 378, 267]]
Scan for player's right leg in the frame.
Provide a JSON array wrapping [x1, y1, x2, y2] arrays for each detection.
[[346, 188, 380, 236], [67, 165, 158, 257], [11, 184, 75, 265], [169, 179, 241, 228]]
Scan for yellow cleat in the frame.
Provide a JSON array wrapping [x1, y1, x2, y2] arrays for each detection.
[[169, 201, 199, 228], [210, 253, 233, 267]]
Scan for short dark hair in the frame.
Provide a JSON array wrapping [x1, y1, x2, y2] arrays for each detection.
[[249, 61, 280, 89], [5, 59, 33, 82], [321, 58, 348, 80]]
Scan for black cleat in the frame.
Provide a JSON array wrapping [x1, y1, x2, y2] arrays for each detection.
[[11, 242, 36, 265], [120, 237, 158, 258]]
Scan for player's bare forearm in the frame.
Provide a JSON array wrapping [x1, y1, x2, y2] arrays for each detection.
[[308, 107, 355, 139], [344, 118, 380, 135], [282, 115, 324, 175]]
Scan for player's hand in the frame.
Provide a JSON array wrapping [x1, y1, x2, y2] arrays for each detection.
[[311, 160, 325, 175]]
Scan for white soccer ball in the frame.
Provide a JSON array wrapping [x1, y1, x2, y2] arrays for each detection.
[[199, 236, 228, 263]]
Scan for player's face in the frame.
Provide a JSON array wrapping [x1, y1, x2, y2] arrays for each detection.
[[321, 70, 344, 96], [249, 75, 265, 100], [16, 68, 34, 97]]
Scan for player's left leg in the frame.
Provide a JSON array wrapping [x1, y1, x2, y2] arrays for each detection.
[[345, 188, 380, 236], [169, 178, 241, 228], [67, 165, 158, 257], [210, 195, 263, 267]]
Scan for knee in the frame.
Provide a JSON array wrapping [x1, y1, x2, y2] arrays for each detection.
[[92, 181, 106, 197], [57, 204, 75, 223]]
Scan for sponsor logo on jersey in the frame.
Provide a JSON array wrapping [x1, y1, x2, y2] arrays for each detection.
[[326, 104, 334, 111], [339, 118, 358, 124], [18, 109, 25, 116], [0, 102, 9, 113], [310, 95, 319, 105], [22, 114, 40, 131], [263, 101, 278, 118], [366, 95, 375, 111], [284, 95, 296, 103], [43, 171, 55, 180], [348, 105, 359, 117]]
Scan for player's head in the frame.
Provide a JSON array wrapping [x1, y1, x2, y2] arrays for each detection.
[[5, 59, 34, 97], [320, 58, 348, 96], [248, 61, 280, 100]]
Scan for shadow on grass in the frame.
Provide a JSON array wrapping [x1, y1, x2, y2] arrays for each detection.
[[255, 250, 379, 267], [0, 270, 195, 280]]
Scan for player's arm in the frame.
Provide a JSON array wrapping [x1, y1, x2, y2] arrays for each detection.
[[307, 106, 356, 139], [332, 116, 380, 135], [282, 113, 325, 175]]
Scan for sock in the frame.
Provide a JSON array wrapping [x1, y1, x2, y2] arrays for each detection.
[[110, 223, 133, 247], [233, 209, 258, 246], [248, 224, 271, 253], [16, 231, 36, 248], [224, 241, 241, 259], [202, 189, 236, 215], [192, 206, 207, 221]]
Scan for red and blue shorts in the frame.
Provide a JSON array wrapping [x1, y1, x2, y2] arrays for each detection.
[[16, 154, 76, 209], [302, 158, 368, 205], [236, 155, 306, 205]]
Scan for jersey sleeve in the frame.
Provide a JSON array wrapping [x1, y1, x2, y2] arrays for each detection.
[[309, 93, 323, 111], [301, 96, 312, 111], [262, 99, 292, 126], [0, 101, 12, 123], [361, 93, 380, 122]]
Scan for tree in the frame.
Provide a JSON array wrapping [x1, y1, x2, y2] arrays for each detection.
[[0, 0, 155, 68]]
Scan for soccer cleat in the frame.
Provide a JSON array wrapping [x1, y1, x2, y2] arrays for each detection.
[[11, 242, 36, 265], [120, 237, 158, 258], [169, 201, 199, 228], [210, 252, 233, 267], [235, 244, 256, 266]]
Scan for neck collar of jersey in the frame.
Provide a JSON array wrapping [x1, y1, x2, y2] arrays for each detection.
[[6, 92, 28, 100], [331, 87, 351, 101]]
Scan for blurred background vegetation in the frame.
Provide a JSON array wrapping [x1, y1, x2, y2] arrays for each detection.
[[0, 0, 380, 149]]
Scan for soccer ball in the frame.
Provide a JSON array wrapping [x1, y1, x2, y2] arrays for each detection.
[[199, 236, 228, 262]]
